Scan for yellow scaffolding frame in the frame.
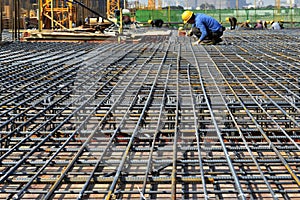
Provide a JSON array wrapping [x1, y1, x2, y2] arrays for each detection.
[[107, 0, 120, 19], [148, 0, 155, 9], [38, 0, 76, 31]]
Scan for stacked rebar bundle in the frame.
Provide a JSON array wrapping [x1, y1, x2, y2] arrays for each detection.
[[1, 30, 300, 199]]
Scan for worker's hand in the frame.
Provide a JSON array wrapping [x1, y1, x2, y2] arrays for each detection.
[[186, 30, 193, 37], [192, 40, 200, 46]]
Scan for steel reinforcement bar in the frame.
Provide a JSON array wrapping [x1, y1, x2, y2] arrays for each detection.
[[0, 30, 300, 199]]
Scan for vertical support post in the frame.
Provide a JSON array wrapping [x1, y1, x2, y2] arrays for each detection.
[[17, 0, 20, 40], [13, 0, 19, 41], [168, 5, 170, 24], [275, 0, 281, 21], [51, 0, 54, 29], [218, 0, 221, 22], [119, 9, 122, 34], [107, 0, 110, 19], [38, 0, 43, 32], [290, 1, 293, 28], [254, 0, 256, 22], [13, 0, 15, 40], [0, 0, 2, 42], [82, 0, 85, 25], [236, 0, 239, 18], [68, 1, 73, 29]]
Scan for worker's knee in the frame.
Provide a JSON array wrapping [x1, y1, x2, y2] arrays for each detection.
[[212, 30, 223, 38]]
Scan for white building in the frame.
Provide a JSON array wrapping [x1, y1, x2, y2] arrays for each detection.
[[286, 0, 297, 6], [257, 0, 264, 7]]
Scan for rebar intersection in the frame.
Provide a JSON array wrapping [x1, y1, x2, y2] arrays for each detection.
[[1, 30, 300, 199]]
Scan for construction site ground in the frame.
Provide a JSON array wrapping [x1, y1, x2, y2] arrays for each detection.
[[1, 28, 300, 199]]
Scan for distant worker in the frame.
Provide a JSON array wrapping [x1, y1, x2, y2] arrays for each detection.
[[148, 19, 164, 28], [270, 21, 282, 30], [123, 15, 131, 25], [182, 10, 225, 45], [240, 20, 251, 30], [262, 20, 268, 29], [122, 9, 132, 25], [84, 16, 89, 24], [279, 20, 284, 29], [226, 17, 237, 30], [254, 20, 264, 30], [24, 17, 30, 29]]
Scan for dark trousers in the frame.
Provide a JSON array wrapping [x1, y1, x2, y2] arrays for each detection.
[[229, 18, 237, 30], [192, 27, 224, 43]]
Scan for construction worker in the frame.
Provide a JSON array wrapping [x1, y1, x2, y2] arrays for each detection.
[[84, 16, 89, 25], [226, 17, 237, 30], [122, 9, 132, 25], [279, 20, 284, 29], [148, 19, 164, 28], [262, 20, 268, 29], [270, 21, 282, 30], [239, 20, 251, 30], [182, 10, 225, 45], [254, 20, 264, 30]]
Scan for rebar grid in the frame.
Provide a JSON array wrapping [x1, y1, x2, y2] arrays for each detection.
[[1, 30, 300, 199]]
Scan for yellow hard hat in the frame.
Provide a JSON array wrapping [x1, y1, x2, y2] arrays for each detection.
[[246, 20, 250, 23], [148, 19, 152, 24], [178, 27, 184, 31], [182, 10, 193, 24], [226, 17, 229, 22]]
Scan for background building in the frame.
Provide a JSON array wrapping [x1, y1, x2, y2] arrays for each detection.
[[286, 0, 298, 7]]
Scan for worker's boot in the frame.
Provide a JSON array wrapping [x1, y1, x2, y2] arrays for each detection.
[[199, 40, 214, 45], [212, 37, 223, 45]]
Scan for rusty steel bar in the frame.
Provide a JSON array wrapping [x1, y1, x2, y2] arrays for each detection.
[[1, 30, 300, 199]]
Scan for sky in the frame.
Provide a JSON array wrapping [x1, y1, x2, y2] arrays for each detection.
[[248, 0, 275, 5], [134, 0, 276, 7]]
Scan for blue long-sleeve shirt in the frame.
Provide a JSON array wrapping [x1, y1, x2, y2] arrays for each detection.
[[193, 13, 222, 41]]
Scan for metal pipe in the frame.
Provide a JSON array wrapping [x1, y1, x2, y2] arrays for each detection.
[[38, 0, 42, 32], [0, 0, 3, 42]]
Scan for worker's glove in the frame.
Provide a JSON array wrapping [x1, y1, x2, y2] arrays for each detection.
[[192, 40, 200, 46], [193, 40, 214, 46], [186, 30, 193, 37]]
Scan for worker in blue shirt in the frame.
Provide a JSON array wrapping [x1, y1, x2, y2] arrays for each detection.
[[182, 11, 225, 45]]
